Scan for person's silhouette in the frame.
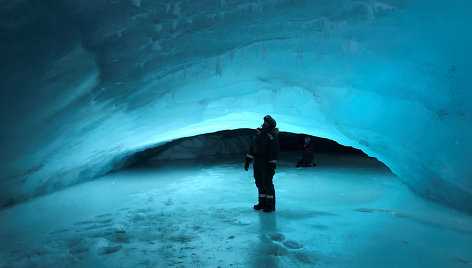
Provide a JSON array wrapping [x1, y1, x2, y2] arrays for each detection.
[[244, 115, 280, 212]]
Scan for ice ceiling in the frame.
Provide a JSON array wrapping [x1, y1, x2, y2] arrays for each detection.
[[0, 0, 471, 212]]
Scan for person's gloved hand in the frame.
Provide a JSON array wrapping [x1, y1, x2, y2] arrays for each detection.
[[244, 157, 251, 171], [268, 162, 276, 170]]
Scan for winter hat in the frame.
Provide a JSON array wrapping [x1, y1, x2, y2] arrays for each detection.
[[264, 115, 276, 128]]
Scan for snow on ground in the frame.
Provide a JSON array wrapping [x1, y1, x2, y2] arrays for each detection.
[[0, 152, 471, 267]]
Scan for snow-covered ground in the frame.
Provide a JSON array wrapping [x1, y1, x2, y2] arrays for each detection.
[[0, 153, 471, 267]]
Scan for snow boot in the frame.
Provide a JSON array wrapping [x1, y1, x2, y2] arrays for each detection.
[[253, 194, 265, 210], [263, 194, 275, 212]]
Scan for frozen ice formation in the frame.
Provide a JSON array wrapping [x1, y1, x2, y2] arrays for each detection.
[[0, 0, 471, 212]]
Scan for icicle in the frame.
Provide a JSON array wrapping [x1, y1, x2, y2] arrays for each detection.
[[215, 57, 222, 77]]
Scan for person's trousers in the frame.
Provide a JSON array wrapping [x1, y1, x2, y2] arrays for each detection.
[[253, 158, 276, 208]]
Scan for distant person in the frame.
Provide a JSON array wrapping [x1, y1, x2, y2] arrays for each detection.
[[244, 115, 280, 213], [296, 136, 316, 167]]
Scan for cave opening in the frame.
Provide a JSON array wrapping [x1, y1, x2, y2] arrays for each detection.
[[123, 128, 392, 174]]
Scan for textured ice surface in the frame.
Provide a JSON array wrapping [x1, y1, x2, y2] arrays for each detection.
[[0, 154, 471, 267], [0, 0, 471, 212]]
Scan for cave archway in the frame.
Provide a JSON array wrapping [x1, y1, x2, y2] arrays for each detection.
[[1, 0, 471, 214], [1, 0, 472, 266]]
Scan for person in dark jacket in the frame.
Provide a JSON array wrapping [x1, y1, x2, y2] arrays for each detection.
[[244, 115, 280, 212], [296, 136, 316, 167]]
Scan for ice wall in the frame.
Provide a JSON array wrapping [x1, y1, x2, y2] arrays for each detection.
[[1, 0, 471, 212]]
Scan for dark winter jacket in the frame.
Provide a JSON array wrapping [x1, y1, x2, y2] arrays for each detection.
[[302, 141, 315, 160], [247, 127, 280, 164]]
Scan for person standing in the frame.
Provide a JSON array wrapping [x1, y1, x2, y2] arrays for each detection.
[[244, 115, 280, 212]]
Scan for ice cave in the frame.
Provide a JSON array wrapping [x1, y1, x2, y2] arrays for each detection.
[[1, 0, 471, 267]]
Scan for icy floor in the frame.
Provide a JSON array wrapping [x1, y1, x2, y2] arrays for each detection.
[[1, 153, 471, 268]]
